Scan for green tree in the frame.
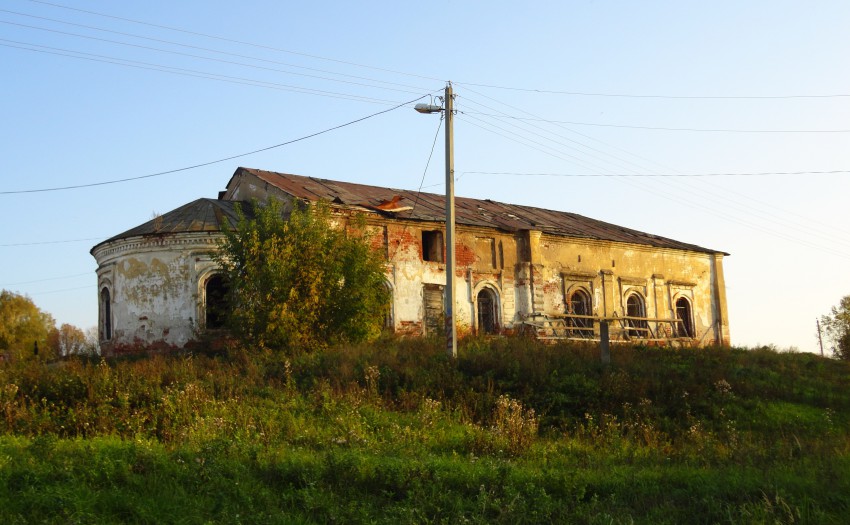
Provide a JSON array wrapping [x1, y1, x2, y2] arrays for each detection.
[[820, 295, 850, 360], [216, 199, 390, 353], [0, 290, 56, 360]]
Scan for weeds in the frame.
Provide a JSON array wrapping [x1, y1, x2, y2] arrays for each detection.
[[1, 339, 850, 523]]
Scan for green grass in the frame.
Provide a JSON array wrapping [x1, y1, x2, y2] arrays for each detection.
[[1, 338, 850, 523]]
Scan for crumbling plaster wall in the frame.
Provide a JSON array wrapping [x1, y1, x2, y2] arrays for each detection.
[[380, 218, 522, 335], [530, 231, 729, 345], [93, 233, 222, 350]]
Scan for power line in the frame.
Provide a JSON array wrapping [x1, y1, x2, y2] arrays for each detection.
[[462, 170, 850, 178], [15, 1, 842, 101], [0, 94, 429, 195], [0, 271, 91, 286], [458, 110, 850, 133], [455, 93, 850, 258], [454, 81, 850, 100], [27, 284, 95, 296], [0, 14, 429, 95], [0, 40, 407, 105], [0, 236, 105, 246], [458, 87, 850, 246], [23, 0, 445, 83]]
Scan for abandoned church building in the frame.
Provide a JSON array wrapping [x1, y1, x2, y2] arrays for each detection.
[[90, 167, 731, 353]]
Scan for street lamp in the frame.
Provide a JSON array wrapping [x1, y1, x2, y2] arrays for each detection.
[[415, 82, 457, 358]]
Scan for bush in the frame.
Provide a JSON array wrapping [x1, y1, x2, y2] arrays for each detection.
[[216, 199, 390, 354]]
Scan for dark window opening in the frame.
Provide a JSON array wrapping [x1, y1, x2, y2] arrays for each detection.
[[477, 288, 498, 334], [383, 283, 394, 331], [625, 294, 648, 338], [567, 289, 593, 336], [422, 230, 444, 262], [676, 297, 694, 338], [100, 288, 112, 341], [205, 274, 230, 329]]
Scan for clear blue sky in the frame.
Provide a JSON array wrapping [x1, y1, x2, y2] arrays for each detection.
[[2, 0, 849, 352]]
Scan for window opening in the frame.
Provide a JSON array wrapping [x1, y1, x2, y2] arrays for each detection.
[[625, 294, 648, 338], [476, 288, 498, 334], [422, 230, 444, 262], [675, 297, 694, 338], [423, 284, 444, 335], [567, 289, 593, 337], [383, 282, 394, 331], [205, 274, 229, 329], [100, 288, 112, 341]]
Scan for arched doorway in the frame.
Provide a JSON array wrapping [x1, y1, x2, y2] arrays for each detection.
[[675, 297, 694, 338], [204, 274, 229, 329], [476, 287, 499, 334]]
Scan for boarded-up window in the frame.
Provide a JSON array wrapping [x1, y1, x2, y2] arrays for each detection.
[[423, 284, 444, 336], [422, 231, 444, 262], [475, 237, 496, 268]]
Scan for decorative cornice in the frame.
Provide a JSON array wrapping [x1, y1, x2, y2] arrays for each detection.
[[92, 233, 225, 262]]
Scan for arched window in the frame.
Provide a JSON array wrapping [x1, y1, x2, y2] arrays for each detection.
[[625, 293, 648, 338], [675, 297, 694, 338], [100, 287, 112, 341], [204, 274, 229, 329], [567, 289, 593, 337], [476, 287, 499, 334]]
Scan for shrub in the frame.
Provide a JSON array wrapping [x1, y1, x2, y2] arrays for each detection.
[[216, 199, 390, 354]]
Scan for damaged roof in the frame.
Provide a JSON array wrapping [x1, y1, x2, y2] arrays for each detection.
[[91, 198, 251, 252], [231, 167, 725, 255]]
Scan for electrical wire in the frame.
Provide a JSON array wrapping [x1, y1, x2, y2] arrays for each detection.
[[454, 81, 850, 100], [22, 0, 445, 83], [0, 236, 105, 246], [0, 94, 430, 195], [410, 116, 444, 212], [0, 16, 429, 95], [458, 110, 850, 133], [0, 271, 91, 286], [0, 40, 407, 105], [14, 1, 842, 100], [461, 170, 850, 178], [455, 100, 850, 258], [459, 87, 850, 241], [27, 284, 95, 296]]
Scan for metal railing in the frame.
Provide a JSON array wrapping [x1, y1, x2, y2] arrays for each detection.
[[521, 313, 695, 345]]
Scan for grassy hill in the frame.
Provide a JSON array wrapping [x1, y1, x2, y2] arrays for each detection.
[[1, 338, 849, 524]]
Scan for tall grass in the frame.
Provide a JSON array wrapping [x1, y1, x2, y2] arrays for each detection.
[[1, 338, 850, 523]]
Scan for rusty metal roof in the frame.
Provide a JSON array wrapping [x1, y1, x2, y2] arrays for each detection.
[[232, 167, 725, 254], [91, 199, 251, 252]]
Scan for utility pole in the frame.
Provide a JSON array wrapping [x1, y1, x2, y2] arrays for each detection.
[[444, 83, 457, 359], [817, 318, 825, 357], [415, 82, 457, 358]]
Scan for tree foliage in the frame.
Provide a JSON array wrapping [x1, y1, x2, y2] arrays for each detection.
[[216, 199, 390, 353], [48, 323, 89, 356], [820, 295, 850, 360], [0, 290, 56, 360]]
